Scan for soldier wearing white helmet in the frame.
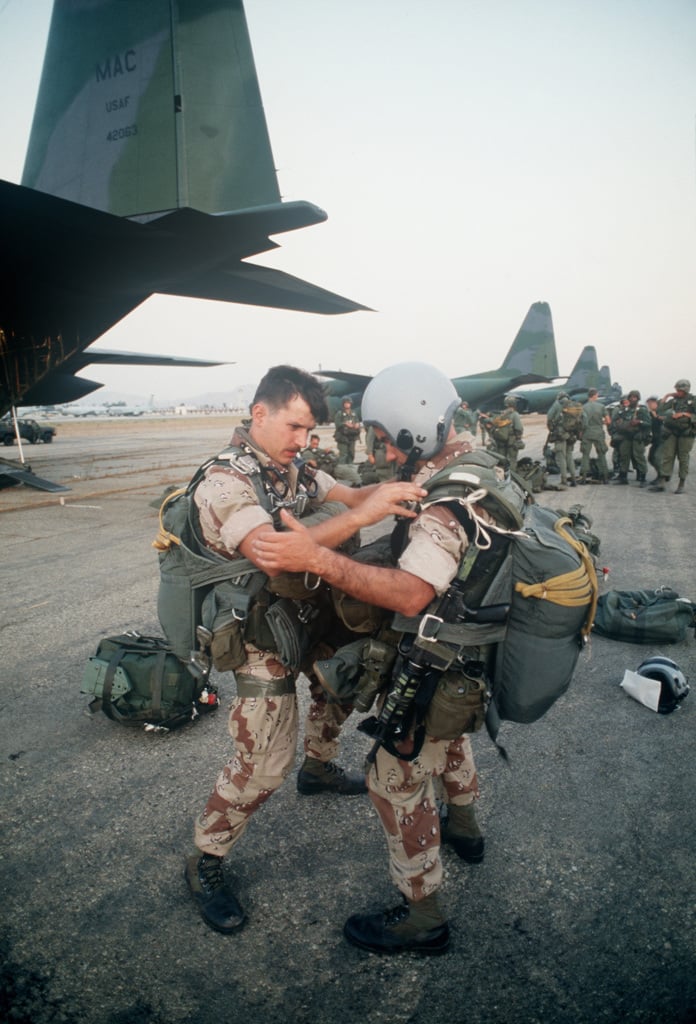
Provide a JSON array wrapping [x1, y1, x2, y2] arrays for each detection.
[[650, 378, 696, 493], [252, 361, 527, 955]]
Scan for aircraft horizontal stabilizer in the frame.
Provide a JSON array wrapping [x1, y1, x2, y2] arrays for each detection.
[[162, 263, 372, 316]]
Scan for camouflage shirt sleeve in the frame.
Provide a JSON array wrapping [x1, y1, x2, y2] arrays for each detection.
[[194, 465, 271, 556], [398, 505, 470, 596]]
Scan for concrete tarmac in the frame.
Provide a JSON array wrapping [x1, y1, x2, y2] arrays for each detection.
[[1, 416, 694, 1024]]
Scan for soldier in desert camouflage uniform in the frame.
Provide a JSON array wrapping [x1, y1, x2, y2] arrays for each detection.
[[252, 362, 514, 956], [185, 365, 425, 934]]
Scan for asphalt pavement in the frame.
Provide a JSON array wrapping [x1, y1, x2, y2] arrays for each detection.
[[1, 417, 694, 1024]]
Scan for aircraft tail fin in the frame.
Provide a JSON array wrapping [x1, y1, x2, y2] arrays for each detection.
[[566, 346, 600, 392], [23, 0, 281, 219], [500, 302, 558, 379]]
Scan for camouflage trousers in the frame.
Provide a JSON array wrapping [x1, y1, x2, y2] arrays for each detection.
[[194, 680, 351, 857], [367, 733, 479, 902]]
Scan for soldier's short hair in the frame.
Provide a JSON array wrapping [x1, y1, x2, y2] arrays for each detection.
[[252, 365, 329, 423]]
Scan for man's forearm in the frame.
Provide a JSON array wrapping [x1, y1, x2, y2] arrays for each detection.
[[301, 545, 434, 616]]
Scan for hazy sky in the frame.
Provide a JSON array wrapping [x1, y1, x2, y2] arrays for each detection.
[[1, 0, 695, 404]]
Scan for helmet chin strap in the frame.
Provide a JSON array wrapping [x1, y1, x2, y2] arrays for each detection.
[[397, 446, 423, 481]]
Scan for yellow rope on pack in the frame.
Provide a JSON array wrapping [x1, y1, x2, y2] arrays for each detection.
[[514, 516, 599, 639], [151, 487, 187, 552]]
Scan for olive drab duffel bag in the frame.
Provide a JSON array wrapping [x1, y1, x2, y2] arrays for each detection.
[[593, 588, 696, 645], [80, 633, 219, 730]]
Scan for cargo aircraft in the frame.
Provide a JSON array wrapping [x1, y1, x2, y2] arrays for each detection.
[[0, 0, 366, 425], [320, 301, 558, 417], [507, 346, 622, 413]]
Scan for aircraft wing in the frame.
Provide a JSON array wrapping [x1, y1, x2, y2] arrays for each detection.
[[68, 350, 225, 369], [318, 371, 374, 389], [0, 180, 367, 415], [18, 350, 227, 407]]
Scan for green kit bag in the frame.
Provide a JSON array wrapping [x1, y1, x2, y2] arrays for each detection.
[[593, 589, 696, 645], [80, 633, 219, 730]]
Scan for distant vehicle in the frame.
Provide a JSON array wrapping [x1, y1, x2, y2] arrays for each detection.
[[1, 418, 56, 445]]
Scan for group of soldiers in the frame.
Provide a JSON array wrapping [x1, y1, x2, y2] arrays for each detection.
[[304, 380, 696, 497], [454, 380, 695, 495], [539, 380, 695, 493]]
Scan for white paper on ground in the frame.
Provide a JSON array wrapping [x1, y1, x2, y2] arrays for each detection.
[[620, 669, 660, 712]]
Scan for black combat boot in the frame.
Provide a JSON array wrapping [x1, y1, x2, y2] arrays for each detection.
[[648, 477, 667, 492], [184, 853, 246, 933], [440, 803, 485, 864], [297, 757, 367, 795], [343, 893, 450, 955], [613, 473, 629, 485]]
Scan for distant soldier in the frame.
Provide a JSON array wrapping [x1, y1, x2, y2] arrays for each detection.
[[300, 433, 337, 472], [301, 432, 361, 486], [452, 399, 478, 435], [579, 388, 610, 484], [645, 395, 664, 482], [359, 425, 396, 484], [481, 396, 524, 470], [334, 398, 361, 464], [650, 379, 696, 494], [547, 393, 583, 487], [610, 390, 651, 486]]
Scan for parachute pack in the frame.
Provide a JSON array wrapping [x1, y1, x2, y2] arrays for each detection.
[[486, 414, 514, 444], [561, 401, 584, 435], [152, 445, 351, 675], [387, 449, 598, 755]]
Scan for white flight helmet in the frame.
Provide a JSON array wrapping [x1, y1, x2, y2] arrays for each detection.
[[361, 362, 460, 462]]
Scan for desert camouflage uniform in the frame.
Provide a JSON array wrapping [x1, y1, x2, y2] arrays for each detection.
[[366, 435, 497, 902], [193, 427, 352, 857]]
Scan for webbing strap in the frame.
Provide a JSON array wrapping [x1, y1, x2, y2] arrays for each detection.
[[149, 651, 166, 719], [514, 516, 598, 640], [102, 647, 128, 722], [514, 563, 594, 606]]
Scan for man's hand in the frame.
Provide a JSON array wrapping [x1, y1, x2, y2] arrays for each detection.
[[353, 480, 426, 527], [252, 512, 321, 574]]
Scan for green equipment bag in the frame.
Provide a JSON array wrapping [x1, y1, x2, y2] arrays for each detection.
[[486, 505, 597, 744], [513, 457, 548, 494], [80, 633, 219, 730], [593, 588, 696, 644]]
